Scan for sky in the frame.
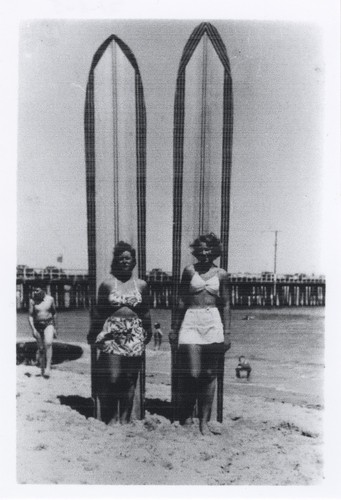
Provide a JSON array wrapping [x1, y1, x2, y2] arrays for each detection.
[[17, 16, 326, 275]]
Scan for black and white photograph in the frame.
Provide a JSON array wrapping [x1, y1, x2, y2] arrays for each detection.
[[2, 0, 340, 494]]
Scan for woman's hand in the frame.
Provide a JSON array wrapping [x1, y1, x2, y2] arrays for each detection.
[[33, 330, 44, 350], [32, 328, 40, 340], [95, 331, 107, 343], [144, 331, 153, 345], [87, 329, 100, 345], [223, 334, 231, 352]]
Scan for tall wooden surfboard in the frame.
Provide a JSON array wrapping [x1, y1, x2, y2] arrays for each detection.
[[172, 23, 233, 422], [85, 35, 146, 420]]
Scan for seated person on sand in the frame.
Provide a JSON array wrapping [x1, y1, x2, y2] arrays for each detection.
[[28, 287, 57, 378], [153, 322, 163, 350], [235, 356, 251, 379]]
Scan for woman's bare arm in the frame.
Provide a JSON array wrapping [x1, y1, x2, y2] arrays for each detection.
[[169, 266, 192, 345], [139, 281, 153, 345], [219, 270, 232, 352], [28, 299, 44, 348], [28, 299, 37, 334], [87, 282, 109, 344]]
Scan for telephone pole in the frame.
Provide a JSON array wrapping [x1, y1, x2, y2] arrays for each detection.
[[262, 230, 280, 304], [272, 230, 280, 301], [273, 230, 278, 276]]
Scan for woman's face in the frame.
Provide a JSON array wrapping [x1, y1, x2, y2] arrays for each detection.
[[33, 288, 45, 303], [117, 251, 135, 272], [194, 242, 215, 264]]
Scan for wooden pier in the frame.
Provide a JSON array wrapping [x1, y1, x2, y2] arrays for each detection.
[[228, 274, 325, 308], [16, 268, 90, 311], [16, 267, 325, 311]]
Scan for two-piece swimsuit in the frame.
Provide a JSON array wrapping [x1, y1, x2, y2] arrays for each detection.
[[34, 317, 55, 335], [178, 270, 224, 345], [95, 278, 145, 357]]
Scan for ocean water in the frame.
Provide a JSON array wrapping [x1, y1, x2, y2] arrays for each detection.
[[225, 308, 324, 406], [17, 307, 324, 406]]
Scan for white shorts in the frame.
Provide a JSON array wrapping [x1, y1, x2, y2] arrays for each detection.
[[178, 307, 224, 345]]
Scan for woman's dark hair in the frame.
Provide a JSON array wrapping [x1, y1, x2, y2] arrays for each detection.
[[110, 241, 136, 274], [190, 232, 222, 259], [32, 287, 46, 301]]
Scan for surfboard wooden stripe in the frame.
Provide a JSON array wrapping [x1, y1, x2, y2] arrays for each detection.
[[206, 26, 233, 422], [84, 71, 96, 314], [221, 72, 233, 270], [135, 72, 147, 279], [199, 33, 208, 234], [85, 34, 147, 418], [85, 35, 146, 289], [205, 23, 234, 271], [172, 22, 211, 422], [111, 43, 120, 244], [84, 71, 98, 409], [172, 22, 208, 306], [173, 23, 233, 280], [172, 22, 233, 423], [172, 22, 233, 308]]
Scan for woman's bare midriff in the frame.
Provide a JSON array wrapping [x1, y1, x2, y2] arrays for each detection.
[[186, 290, 219, 309], [34, 311, 54, 322], [109, 306, 139, 319]]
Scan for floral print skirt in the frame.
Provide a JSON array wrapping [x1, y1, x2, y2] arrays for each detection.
[[95, 316, 145, 357]]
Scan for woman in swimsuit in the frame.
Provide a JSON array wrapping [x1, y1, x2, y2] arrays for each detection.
[[169, 233, 231, 435], [88, 241, 152, 424], [153, 322, 163, 351], [28, 287, 57, 378]]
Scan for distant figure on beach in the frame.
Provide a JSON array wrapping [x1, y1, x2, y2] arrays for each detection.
[[235, 356, 252, 379], [153, 322, 163, 350], [170, 232, 231, 435], [88, 241, 152, 425], [242, 315, 255, 321], [28, 287, 57, 378]]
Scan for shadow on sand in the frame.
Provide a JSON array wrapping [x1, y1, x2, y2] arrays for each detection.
[[16, 341, 83, 366], [56, 395, 173, 421], [58, 395, 95, 419]]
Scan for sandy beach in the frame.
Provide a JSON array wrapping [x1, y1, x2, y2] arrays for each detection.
[[16, 339, 323, 485]]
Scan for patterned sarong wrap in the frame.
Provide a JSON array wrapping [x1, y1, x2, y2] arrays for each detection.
[[95, 316, 145, 357]]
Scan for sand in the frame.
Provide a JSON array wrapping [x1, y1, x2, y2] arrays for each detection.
[[16, 344, 323, 485]]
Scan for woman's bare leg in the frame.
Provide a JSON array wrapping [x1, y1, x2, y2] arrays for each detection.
[[43, 325, 54, 378], [99, 387, 120, 425], [119, 358, 141, 424], [198, 376, 217, 435], [119, 382, 136, 424], [198, 344, 221, 435], [32, 330, 44, 374], [178, 345, 201, 425], [40, 349, 46, 377], [96, 354, 121, 424]]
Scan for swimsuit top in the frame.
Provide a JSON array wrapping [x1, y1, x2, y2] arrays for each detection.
[[108, 278, 142, 308], [189, 271, 220, 297]]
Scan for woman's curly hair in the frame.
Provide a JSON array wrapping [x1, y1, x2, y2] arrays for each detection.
[[110, 241, 136, 274], [190, 232, 222, 259]]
